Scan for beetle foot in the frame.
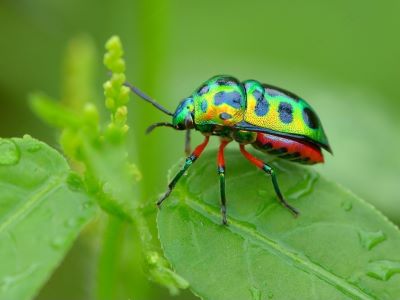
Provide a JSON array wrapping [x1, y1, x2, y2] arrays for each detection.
[[156, 189, 172, 208]]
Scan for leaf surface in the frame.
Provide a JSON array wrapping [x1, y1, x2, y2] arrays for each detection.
[[0, 136, 96, 300], [158, 151, 400, 300]]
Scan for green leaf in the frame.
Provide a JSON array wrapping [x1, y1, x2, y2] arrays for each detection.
[[158, 150, 400, 300], [30, 93, 83, 130], [0, 136, 96, 300], [30, 35, 188, 295]]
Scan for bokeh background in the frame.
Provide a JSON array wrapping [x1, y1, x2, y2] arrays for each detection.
[[1, 0, 399, 299]]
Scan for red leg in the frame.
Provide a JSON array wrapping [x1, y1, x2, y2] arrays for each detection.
[[239, 144, 299, 216], [217, 140, 230, 225]]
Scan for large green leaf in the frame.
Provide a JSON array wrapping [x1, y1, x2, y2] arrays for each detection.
[[0, 136, 96, 300], [158, 150, 400, 300]]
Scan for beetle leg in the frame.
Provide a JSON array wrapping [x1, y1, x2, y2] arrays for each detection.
[[185, 129, 191, 156], [217, 140, 231, 225], [239, 144, 299, 217], [157, 136, 210, 207]]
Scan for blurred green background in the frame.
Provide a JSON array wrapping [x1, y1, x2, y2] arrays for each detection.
[[1, 0, 399, 299]]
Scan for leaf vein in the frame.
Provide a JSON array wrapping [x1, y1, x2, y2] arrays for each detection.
[[0, 175, 66, 234], [184, 196, 376, 300]]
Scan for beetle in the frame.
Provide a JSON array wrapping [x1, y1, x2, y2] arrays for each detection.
[[125, 75, 332, 224]]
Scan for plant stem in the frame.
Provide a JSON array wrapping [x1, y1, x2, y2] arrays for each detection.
[[96, 215, 125, 300]]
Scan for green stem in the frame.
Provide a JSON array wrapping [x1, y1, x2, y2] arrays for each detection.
[[96, 215, 125, 300], [132, 211, 188, 294]]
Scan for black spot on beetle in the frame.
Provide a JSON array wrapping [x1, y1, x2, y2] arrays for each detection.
[[263, 84, 301, 102], [198, 84, 210, 96], [219, 112, 232, 120], [254, 90, 269, 117], [278, 102, 293, 124], [201, 99, 208, 113], [262, 142, 273, 150], [244, 81, 254, 90], [265, 88, 287, 98], [215, 76, 238, 86], [268, 147, 288, 155], [214, 91, 242, 109], [253, 90, 262, 100], [280, 152, 301, 160], [302, 107, 319, 129]]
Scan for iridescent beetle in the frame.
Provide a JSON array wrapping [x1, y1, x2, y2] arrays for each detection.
[[126, 75, 332, 224]]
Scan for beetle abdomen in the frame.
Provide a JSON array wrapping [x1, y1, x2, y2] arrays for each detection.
[[252, 132, 324, 165], [239, 79, 331, 153]]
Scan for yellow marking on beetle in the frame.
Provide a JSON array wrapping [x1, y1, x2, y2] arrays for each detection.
[[244, 99, 317, 138], [195, 87, 244, 126]]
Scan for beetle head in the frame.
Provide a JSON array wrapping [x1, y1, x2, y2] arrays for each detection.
[[172, 97, 195, 130]]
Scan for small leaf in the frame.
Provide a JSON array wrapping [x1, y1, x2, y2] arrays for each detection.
[[30, 94, 83, 130], [158, 151, 400, 300], [0, 136, 96, 300]]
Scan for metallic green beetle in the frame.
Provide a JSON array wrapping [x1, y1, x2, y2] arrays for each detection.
[[126, 75, 331, 224]]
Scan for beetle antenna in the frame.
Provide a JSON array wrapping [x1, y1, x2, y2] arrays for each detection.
[[124, 81, 174, 116], [146, 122, 178, 134]]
